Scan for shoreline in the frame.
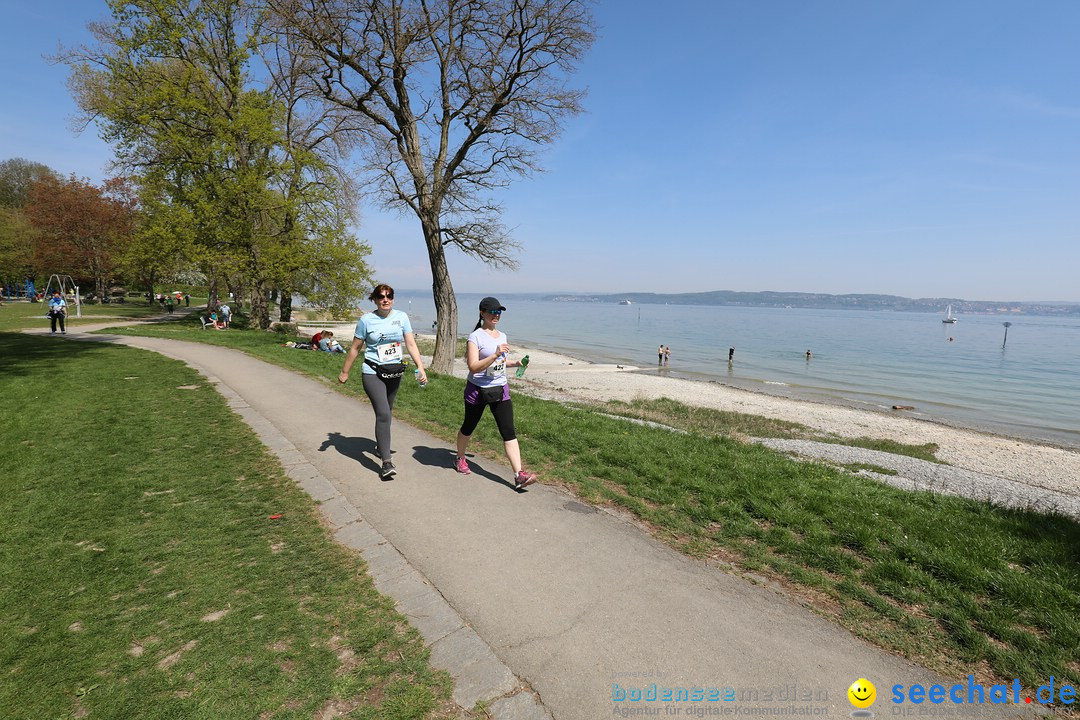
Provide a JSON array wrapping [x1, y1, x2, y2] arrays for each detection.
[[304, 325, 1080, 498], [499, 335, 1080, 451]]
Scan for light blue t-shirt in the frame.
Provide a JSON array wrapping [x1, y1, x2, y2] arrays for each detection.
[[48, 296, 67, 311], [468, 328, 508, 388], [355, 309, 413, 374]]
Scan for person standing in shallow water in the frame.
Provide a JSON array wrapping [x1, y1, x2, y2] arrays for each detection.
[[658, 344, 664, 364], [338, 284, 427, 480], [454, 296, 537, 489]]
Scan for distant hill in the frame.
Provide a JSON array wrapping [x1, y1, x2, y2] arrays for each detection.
[[542, 290, 1080, 316]]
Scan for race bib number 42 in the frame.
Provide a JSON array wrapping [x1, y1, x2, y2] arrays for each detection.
[[378, 342, 403, 363]]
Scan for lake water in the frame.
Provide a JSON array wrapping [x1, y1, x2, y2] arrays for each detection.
[[386, 291, 1080, 449]]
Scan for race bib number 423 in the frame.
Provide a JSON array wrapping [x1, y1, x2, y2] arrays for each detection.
[[378, 342, 403, 363], [486, 354, 506, 377]]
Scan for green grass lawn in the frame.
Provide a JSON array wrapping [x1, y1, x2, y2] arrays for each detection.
[[0, 297, 176, 333], [0, 331, 463, 720], [591, 396, 944, 462], [105, 317, 1080, 693]]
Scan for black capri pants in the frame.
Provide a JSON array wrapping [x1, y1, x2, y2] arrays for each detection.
[[460, 396, 517, 441]]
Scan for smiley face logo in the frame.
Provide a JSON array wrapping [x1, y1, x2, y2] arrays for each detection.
[[848, 678, 876, 709]]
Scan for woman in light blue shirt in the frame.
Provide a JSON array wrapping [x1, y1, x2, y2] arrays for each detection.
[[338, 284, 427, 480]]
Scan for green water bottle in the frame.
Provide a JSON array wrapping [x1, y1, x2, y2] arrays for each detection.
[[515, 354, 530, 378]]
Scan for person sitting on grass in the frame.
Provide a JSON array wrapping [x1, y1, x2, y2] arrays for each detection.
[[312, 330, 344, 353]]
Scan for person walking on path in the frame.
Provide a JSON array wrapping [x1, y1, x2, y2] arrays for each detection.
[[454, 296, 537, 489], [338, 284, 427, 480], [47, 290, 67, 334], [219, 302, 232, 328]]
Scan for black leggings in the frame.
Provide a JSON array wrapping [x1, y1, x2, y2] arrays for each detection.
[[460, 398, 516, 441], [49, 311, 66, 333], [362, 373, 402, 461]]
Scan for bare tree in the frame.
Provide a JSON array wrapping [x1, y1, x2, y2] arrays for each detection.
[[267, 0, 595, 372]]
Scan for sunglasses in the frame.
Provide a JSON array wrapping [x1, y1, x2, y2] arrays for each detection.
[[374, 293, 394, 300], [487, 309, 502, 317]]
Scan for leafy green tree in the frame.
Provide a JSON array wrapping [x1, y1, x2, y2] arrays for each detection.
[[0, 208, 37, 290], [121, 179, 197, 296], [257, 25, 372, 320], [267, 0, 596, 371], [0, 158, 59, 209], [61, 0, 372, 327]]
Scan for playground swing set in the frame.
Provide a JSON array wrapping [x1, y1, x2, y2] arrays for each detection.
[[41, 274, 83, 319]]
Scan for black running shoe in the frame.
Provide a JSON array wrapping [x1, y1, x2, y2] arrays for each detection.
[[380, 461, 396, 480]]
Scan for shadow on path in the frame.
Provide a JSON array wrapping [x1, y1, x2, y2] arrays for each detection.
[[318, 431, 380, 474], [410, 444, 525, 492]]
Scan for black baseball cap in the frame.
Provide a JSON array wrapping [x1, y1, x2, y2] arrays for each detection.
[[479, 297, 506, 313]]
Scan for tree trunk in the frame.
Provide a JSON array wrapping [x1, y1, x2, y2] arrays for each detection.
[[423, 215, 458, 374], [279, 287, 293, 322], [95, 274, 106, 305], [227, 281, 242, 316], [250, 279, 271, 329]]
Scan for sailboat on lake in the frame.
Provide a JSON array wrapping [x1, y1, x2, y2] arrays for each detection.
[[942, 305, 958, 324]]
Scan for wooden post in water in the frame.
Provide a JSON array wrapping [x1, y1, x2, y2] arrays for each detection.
[[1002, 321, 1012, 348]]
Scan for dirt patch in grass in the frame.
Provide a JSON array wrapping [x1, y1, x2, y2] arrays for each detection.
[[156, 640, 197, 670], [313, 698, 363, 719], [328, 635, 360, 676]]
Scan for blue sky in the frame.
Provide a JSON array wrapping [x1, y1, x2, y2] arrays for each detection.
[[3, 1, 1079, 301]]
